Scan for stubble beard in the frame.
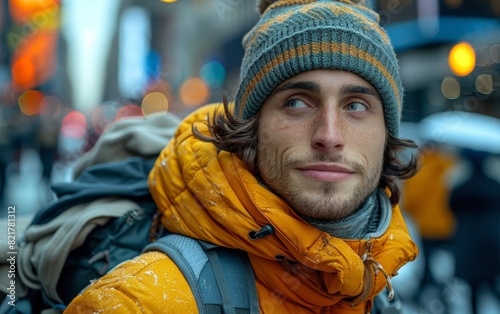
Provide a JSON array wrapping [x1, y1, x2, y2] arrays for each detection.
[[257, 149, 382, 221]]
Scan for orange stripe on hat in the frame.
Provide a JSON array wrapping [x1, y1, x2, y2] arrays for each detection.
[[238, 42, 401, 115]]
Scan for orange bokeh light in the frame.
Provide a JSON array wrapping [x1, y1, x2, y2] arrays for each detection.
[[11, 32, 58, 90], [9, 0, 60, 24], [179, 77, 210, 107], [449, 42, 476, 76], [141, 92, 169, 115], [12, 57, 35, 88], [18, 89, 44, 115], [9, 0, 60, 91]]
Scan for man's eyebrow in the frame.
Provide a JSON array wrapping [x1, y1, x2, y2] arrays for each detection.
[[340, 84, 381, 100], [272, 81, 320, 95]]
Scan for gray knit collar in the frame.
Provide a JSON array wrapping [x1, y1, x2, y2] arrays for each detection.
[[303, 188, 392, 240]]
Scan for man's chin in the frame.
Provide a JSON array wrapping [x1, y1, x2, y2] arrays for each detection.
[[292, 185, 372, 218]]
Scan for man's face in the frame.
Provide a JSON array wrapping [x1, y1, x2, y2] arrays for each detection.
[[257, 69, 386, 220]]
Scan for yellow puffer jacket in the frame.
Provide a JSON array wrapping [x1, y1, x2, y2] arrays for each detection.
[[66, 104, 418, 314]]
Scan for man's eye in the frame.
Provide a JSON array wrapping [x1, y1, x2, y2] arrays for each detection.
[[346, 102, 368, 111], [285, 99, 308, 108]]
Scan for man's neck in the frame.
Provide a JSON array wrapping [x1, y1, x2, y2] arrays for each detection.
[[303, 190, 381, 239]]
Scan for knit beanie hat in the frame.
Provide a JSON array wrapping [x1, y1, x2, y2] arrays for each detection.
[[234, 0, 404, 136]]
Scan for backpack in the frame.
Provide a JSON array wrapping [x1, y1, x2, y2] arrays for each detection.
[[0, 156, 260, 313], [0, 157, 160, 313]]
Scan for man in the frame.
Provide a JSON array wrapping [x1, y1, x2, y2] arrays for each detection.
[[66, 0, 419, 312]]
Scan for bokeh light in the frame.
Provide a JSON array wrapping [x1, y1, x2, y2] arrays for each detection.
[[12, 57, 36, 88], [490, 44, 500, 63], [141, 91, 169, 115], [116, 104, 144, 121], [61, 110, 87, 139], [179, 77, 210, 107], [475, 74, 494, 95], [9, 0, 60, 23], [448, 42, 476, 76], [441, 77, 461, 99], [201, 61, 226, 88], [18, 89, 44, 115], [11, 31, 58, 90]]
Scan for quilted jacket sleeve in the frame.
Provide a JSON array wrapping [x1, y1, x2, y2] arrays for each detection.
[[65, 251, 198, 313]]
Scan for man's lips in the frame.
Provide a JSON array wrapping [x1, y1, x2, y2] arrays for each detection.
[[297, 163, 354, 182]]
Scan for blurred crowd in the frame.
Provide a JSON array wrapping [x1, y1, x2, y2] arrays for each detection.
[[394, 114, 500, 314], [0, 104, 60, 213]]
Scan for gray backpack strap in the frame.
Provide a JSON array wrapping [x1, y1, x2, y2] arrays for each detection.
[[142, 234, 259, 314]]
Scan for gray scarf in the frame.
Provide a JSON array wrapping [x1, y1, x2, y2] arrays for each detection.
[[304, 188, 392, 239]]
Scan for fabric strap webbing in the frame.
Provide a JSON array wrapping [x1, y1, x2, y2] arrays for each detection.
[[142, 234, 259, 314]]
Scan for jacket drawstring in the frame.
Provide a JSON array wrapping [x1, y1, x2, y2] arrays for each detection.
[[352, 241, 395, 306], [362, 254, 394, 301]]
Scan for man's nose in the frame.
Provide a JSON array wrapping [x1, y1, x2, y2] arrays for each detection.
[[311, 107, 345, 152]]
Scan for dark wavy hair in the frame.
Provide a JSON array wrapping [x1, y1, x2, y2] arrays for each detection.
[[193, 97, 420, 206]]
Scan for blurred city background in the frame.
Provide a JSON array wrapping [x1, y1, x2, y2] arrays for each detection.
[[1, 0, 500, 313]]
